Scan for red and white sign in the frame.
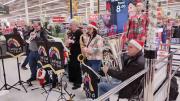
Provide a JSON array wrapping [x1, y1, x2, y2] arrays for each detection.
[[89, 14, 98, 21], [52, 16, 65, 23]]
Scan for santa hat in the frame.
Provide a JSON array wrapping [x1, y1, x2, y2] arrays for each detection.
[[129, 39, 144, 50], [136, 0, 142, 3], [88, 22, 98, 30]]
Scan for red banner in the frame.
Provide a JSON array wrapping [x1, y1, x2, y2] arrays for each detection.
[[52, 17, 65, 23]]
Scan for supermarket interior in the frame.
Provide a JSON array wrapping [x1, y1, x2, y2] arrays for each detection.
[[0, 0, 180, 101]]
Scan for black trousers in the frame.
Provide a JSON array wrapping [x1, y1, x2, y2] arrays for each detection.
[[68, 56, 82, 85]]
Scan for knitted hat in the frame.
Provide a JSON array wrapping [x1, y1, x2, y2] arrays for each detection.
[[88, 22, 98, 30], [129, 39, 144, 50]]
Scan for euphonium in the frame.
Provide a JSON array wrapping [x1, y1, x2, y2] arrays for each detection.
[[102, 35, 124, 71]]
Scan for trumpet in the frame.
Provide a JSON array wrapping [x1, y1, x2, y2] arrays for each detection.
[[26, 30, 37, 44]]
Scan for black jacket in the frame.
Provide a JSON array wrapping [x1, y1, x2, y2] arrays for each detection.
[[107, 51, 145, 98], [69, 29, 83, 60], [173, 26, 180, 38]]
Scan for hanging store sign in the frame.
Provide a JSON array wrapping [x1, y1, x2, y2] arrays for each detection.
[[0, 5, 9, 14], [106, 0, 131, 35], [52, 17, 65, 23]]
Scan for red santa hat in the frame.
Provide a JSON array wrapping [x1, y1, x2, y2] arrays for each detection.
[[136, 0, 142, 3], [129, 39, 144, 50], [88, 21, 98, 30]]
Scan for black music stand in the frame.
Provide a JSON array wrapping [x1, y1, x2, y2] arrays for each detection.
[[31, 41, 50, 92], [0, 45, 20, 91], [46, 41, 74, 101], [81, 63, 101, 99], [4, 34, 27, 92]]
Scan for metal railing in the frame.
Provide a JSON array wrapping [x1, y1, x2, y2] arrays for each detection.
[[94, 48, 180, 101], [94, 68, 148, 101]]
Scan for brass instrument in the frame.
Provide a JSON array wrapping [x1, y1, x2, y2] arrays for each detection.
[[78, 34, 87, 63], [102, 35, 124, 71], [26, 30, 37, 44], [77, 54, 86, 63]]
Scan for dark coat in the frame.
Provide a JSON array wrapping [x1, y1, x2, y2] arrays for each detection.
[[69, 29, 83, 59], [173, 26, 180, 38], [68, 29, 83, 84], [107, 51, 145, 98]]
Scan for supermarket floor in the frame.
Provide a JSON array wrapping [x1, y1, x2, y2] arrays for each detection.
[[0, 57, 180, 101]]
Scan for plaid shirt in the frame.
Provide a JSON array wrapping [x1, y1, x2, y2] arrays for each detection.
[[124, 14, 149, 40]]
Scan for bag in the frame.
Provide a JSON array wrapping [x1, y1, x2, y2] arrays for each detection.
[[169, 77, 179, 100]]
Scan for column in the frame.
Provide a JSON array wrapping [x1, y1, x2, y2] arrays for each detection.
[[24, 0, 29, 25], [144, 0, 158, 101]]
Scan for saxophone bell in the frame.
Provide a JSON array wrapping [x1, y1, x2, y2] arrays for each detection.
[[77, 54, 86, 63]]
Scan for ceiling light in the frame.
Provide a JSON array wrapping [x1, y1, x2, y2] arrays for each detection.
[[3, 0, 16, 5]]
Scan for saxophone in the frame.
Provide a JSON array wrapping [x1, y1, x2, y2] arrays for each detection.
[[78, 34, 87, 63]]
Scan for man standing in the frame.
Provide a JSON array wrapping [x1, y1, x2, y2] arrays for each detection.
[[98, 39, 145, 100], [65, 20, 83, 90], [27, 22, 48, 83]]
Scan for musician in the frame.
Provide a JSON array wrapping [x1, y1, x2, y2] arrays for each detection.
[[98, 39, 145, 100], [27, 22, 48, 83], [81, 22, 103, 73], [65, 19, 83, 90]]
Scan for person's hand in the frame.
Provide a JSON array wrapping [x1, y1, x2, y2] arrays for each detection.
[[30, 32, 36, 39], [68, 39, 74, 44], [25, 40, 30, 44], [102, 65, 109, 75]]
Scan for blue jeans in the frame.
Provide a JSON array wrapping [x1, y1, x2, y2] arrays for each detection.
[[98, 77, 121, 101], [28, 51, 39, 79], [22, 55, 29, 67], [86, 60, 101, 73]]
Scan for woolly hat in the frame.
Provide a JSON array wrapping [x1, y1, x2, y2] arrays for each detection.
[[129, 39, 144, 50], [88, 21, 98, 30]]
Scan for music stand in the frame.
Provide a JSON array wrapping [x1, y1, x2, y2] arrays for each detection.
[[46, 41, 75, 101], [31, 41, 50, 92], [4, 34, 27, 92], [0, 45, 20, 91], [81, 63, 101, 99]]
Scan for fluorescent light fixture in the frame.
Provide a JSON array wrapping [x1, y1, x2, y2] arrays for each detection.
[[3, 0, 16, 5]]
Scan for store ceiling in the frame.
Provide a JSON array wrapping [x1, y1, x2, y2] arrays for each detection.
[[0, 0, 69, 19], [0, 0, 106, 21], [0, 0, 180, 21]]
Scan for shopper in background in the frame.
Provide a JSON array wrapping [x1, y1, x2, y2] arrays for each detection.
[[81, 22, 103, 73], [173, 19, 180, 38], [27, 22, 48, 83], [98, 39, 145, 100], [65, 19, 83, 90]]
